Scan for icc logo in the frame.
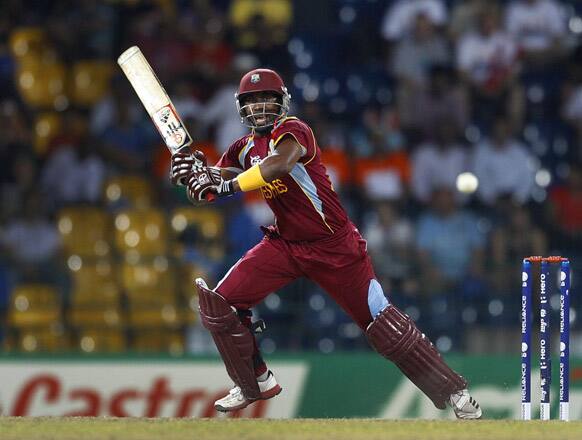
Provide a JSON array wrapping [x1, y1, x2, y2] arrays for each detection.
[[250, 155, 261, 165]]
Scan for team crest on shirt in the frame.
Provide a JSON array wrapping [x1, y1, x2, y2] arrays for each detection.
[[250, 155, 261, 165], [251, 74, 260, 83]]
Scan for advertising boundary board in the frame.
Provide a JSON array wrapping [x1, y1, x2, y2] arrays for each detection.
[[0, 353, 580, 419]]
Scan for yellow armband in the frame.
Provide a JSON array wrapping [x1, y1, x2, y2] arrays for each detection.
[[237, 164, 268, 192]]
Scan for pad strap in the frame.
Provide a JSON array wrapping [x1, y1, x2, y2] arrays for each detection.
[[197, 279, 261, 400], [366, 305, 467, 409]]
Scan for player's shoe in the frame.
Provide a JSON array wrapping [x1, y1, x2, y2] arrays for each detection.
[[448, 389, 482, 419], [214, 371, 282, 412]]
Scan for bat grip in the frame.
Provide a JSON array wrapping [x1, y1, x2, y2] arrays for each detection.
[[172, 148, 216, 202]]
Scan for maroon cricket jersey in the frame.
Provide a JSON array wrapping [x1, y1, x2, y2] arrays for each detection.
[[216, 117, 349, 241]]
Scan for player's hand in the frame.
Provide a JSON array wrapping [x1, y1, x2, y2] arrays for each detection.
[[194, 153, 222, 184], [170, 151, 195, 186], [186, 169, 235, 203], [170, 150, 221, 186]]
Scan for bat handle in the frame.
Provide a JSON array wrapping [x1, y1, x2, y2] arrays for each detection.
[[175, 145, 191, 154], [172, 147, 216, 202]]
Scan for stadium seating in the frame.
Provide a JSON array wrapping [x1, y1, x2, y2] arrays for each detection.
[[70, 60, 115, 107], [8, 284, 61, 328], [77, 328, 126, 353], [114, 209, 168, 256], [180, 262, 206, 299], [58, 207, 112, 257], [69, 259, 120, 303], [120, 257, 176, 299], [133, 329, 185, 355], [9, 27, 46, 58], [68, 259, 123, 330], [16, 57, 67, 109], [170, 207, 225, 241], [127, 303, 182, 328], [34, 112, 61, 156], [7, 328, 69, 353], [105, 175, 155, 209], [69, 305, 123, 328]]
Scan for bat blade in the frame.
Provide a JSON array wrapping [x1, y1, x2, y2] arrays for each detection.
[[117, 46, 192, 154]]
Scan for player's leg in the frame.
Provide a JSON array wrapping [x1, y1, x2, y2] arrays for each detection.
[[301, 226, 481, 418], [197, 236, 301, 412], [366, 305, 481, 419]]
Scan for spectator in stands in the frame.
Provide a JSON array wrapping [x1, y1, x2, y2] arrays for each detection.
[[0, 190, 63, 284], [171, 77, 204, 123], [0, 28, 15, 99], [412, 119, 470, 204], [0, 101, 31, 166], [547, 162, 582, 250], [416, 187, 486, 295], [449, 0, 491, 40], [562, 48, 582, 158], [352, 106, 410, 204], [350, 105, 404, 158], [489, 202, 547, 294], [201, 54, 258, 152], [505, 0, 567, 66], [381, 0, 448, 42], [472, 116, 536, 205], [457, 5, 523, 130], [0, 151, 38, 224], [229, 0, 292, 51], [40, 132, 106, 208], [300, 101, 347, 154], [99, 93, 156, 172], [177, 224, 224, 285], [90, 76, 143, 137], [399, 65, 469, 138], [181, 5, 233, 78], [362, 201, 417, 297], [223, 195, 264, 268], [0, 101, 33, 216], [391, 12, 451, 89]]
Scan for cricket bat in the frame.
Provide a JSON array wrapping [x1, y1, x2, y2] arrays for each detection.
[[117, 46, 192, 155], [118, 46, 214, 200]]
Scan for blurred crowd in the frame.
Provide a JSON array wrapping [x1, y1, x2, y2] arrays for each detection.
[[0, 0, 581, 355]]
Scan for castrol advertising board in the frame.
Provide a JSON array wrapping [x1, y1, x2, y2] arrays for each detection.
[[0, 362, 307, 418]]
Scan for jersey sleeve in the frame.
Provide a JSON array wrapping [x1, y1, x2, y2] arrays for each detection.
[[271, 118, 315, 163], [216, 136, 248, 174]]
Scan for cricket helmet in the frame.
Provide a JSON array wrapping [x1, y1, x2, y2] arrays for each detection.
[[235, 68, 291, 129]]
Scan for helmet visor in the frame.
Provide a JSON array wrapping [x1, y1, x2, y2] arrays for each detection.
[[238, 100, 285, 128]]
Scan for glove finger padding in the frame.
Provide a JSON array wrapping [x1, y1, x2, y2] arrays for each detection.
[[191, 150, 221, 185], [193, 150, 208, 165], [186, 173, 205, 203], [186, 170, 217, 203], [170, 151, 195, 186]]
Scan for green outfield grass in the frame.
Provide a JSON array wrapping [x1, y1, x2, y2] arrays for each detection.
[[1, 418, 582, 440]]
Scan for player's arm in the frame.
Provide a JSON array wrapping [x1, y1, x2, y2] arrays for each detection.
[[221, 169, 239, 181], [233, 136, 302, 192], [189, 136, 302, 201]]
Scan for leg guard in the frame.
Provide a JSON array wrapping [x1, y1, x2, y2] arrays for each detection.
[[366, 305, 467, 409], [196, 278, 261, 400]]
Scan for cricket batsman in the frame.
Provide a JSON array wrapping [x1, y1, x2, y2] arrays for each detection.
[[170, 68, 482, 419]]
